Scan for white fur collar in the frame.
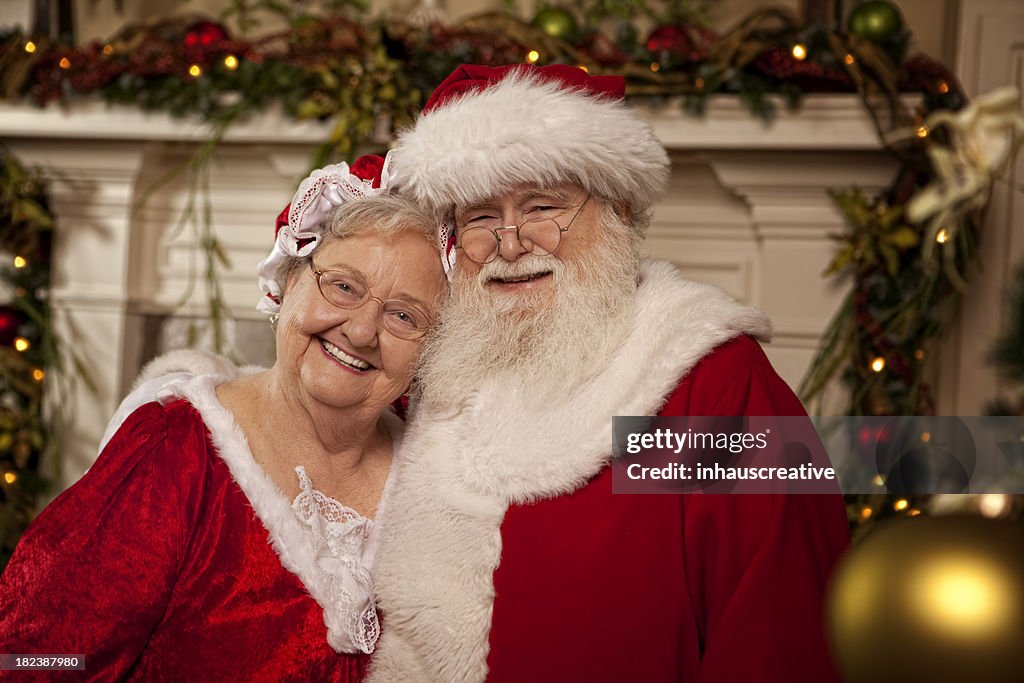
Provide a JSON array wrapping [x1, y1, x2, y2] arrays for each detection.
[[102, 350, 399, 655], [368, 260, 771, 681]]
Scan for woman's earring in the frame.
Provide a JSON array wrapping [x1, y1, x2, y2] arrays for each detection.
[[269, 313, 280, 330]]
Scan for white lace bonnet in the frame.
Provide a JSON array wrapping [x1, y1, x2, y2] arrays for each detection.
[[256, 152, 399, 315]]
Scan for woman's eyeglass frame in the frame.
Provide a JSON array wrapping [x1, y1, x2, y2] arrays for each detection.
[[308, 261, 434, 341]]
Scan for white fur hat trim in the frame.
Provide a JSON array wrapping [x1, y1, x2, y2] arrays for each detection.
[[392, 70, 669, 221]]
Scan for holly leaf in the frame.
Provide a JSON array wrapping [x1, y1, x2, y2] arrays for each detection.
[[14, 199, 53, 229], [829, 187, 872, 227], [826, 245, 855, 275], [880, 243, 900, 277], [886, 227, 920, 250], [295, 97, 328, 119], [27, 430, 43, 451], [877, 204, 904, 230], [315, 66, 339, 90]]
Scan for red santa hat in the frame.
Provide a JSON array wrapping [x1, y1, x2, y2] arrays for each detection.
[[392, 64, 669, 219], [256, 153, 396, 314]]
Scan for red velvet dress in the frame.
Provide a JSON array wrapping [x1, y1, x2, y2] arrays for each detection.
[[486, 337, 850, 682], [0, 395, 369, 682]]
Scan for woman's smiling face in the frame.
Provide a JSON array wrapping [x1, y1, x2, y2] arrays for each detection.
[[275, 228, 445, 414]]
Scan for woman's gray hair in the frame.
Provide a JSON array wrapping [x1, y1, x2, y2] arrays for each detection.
[[275, 192, 438, 290]]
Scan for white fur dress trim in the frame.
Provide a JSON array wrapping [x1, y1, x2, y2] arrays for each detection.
[[367, 259, 772, 681], [101, 350, 399, 655]]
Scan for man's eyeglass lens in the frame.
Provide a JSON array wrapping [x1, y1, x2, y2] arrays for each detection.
[[459, 218, 564, 264]]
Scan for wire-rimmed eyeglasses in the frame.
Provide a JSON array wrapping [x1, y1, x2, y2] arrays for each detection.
[[309, 261, 433, 341], [454, 195, 591, 265]]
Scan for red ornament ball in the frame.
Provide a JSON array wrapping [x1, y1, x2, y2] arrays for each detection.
[[183, 20, 229, 48], [0, 306, 24, 346]]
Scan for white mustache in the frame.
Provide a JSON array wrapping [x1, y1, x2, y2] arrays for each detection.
[[476, 254, 561, 283]]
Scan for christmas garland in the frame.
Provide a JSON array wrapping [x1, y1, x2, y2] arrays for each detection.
[[0, 148, 56, 568], [987, 261, 1024, 417], [0, 5, 962, 140]]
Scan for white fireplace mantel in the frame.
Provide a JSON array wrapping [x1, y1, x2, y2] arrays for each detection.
[[3, 94, 890, 146], [1, 95, 897, 490]]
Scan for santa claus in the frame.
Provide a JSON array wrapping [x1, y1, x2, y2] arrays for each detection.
[[367, 64, 850, 682]]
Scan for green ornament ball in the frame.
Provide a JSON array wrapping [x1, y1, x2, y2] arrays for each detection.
[[532, 7, 578, 42], [847, 1, 905, 43]]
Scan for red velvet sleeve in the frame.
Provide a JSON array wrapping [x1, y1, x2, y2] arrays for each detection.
[[662, 336, 850, 683], [0, 401, 209, 682]]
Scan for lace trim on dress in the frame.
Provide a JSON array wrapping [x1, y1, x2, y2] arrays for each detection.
[[291, 466, 380, 654]]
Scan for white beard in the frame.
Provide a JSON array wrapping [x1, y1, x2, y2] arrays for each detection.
[[416, 208, 640, 411]]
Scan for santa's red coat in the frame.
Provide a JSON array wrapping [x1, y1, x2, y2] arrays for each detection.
[[367, 261, 850, 683], [488, 336, 849, 682]]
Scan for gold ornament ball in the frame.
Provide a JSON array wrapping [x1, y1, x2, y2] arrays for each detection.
[[827, 516, 1024, 683]]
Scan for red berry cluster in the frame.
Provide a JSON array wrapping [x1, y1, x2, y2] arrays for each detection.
[[420, 25, 527, 67], [645, 24, 717, 64], [749, 47, 854, 92], [20, 17, 375, 105]]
